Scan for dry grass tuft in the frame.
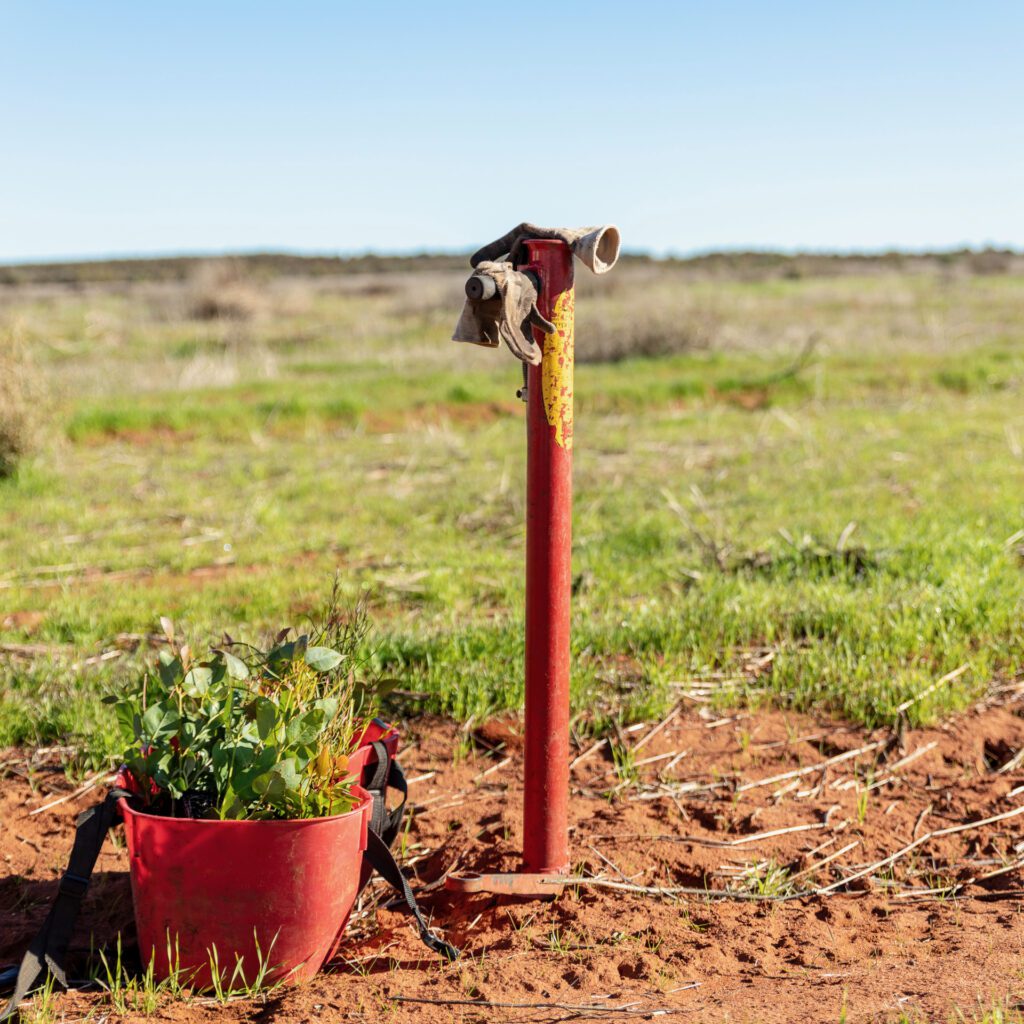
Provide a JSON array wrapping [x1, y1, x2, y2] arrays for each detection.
[[576, 285, 721, 363], [0, 324, 46, 478], [186, 259, 267, 321]]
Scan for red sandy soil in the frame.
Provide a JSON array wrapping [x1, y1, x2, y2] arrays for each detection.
[[4, 687, 1024, 1023]]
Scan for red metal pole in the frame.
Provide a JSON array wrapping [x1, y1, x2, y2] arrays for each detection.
[[520, 239, 574, 876]]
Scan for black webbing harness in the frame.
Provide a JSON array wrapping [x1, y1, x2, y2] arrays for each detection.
[[0, 741, 457, 1019], [359, 741, 458, 961]]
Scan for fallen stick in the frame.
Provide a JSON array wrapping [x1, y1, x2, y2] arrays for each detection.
[[0, 643, 73, 657], [546, 874, 814, 901], [587, 843, 642, 885], [751, 731, 833, 750], [632, 778, 729, 799], [29, 770, 113, 815], [803, 835, 839, 858], [815, 802, 1024, 895], [894, 664, 969, 715], [790, 840, 860, 882], [884, 741, 939, 773], [705, 713, 749, 731], [474, 755, 512, 782], [976, 857, 1024, 882], [633, 705, 682, 752], [80, 649, 125, 667], [595, 750, 680, 782], [729, 821, 828, 846], [404, 771, 436, 786], [866, 741, 938, 791], [547, 869, 1024, 906], [389, 995, 678, 1014], [570, 737, 607, 770], [413, 797, 466, 818], [912, 803, 933, 839], [737, 741, 885, 793], [891, 881, 967, 899], [660, 749, 690, 775]]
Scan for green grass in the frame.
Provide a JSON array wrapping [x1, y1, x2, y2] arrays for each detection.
[[1, 266, 1023, 762]]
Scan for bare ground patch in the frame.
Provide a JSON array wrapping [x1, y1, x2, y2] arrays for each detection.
[[4, 690, 1024, 1022]]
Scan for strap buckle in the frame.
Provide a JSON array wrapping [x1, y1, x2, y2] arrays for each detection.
[[58, 871, 89, 899]]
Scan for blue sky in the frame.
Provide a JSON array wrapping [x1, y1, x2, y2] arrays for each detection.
[[1, 2, 1021, 261]]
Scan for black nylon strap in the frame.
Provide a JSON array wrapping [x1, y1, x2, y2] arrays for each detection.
[[1, 788, 132, 1021], [365, 741, 390, 840], [380, 758, 408, 849], [363, 830, 459, 962]]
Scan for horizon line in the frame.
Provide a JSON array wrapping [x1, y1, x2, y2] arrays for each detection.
[[2, 241, 1022, 269]]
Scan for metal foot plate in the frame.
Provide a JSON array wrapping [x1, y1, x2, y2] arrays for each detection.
[[445, 871, 567, 898]]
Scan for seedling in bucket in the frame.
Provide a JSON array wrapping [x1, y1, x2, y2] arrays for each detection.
[[108, 626, 368, 822], [107, 625, 376, 988]]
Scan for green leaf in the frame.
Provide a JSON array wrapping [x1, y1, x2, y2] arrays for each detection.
[[252, 757, 302, 803], [113, 701, 137, 740], [223, 651, 250, 680], [157, 651, 183, 687], [286, 708, 325, 747], [267, 642, 297, 668], [314, 697, 339, 721], [274, 757, 302, 792], [182, 666, 212, 696], [305, 646, 343, 672], [255, 698, 278, 742], [251, 769, 284, 801], [218, 785, 244, 820], [141, 702, 180, 740]]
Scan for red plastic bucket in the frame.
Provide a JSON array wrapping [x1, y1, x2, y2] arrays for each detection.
[[348, 718, 399, 781], [120, 788, 371, 988]]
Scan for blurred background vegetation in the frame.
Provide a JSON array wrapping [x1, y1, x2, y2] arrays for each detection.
[[1, 249, 1022, 765]]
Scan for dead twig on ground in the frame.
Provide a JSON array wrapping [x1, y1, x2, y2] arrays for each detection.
[[815, 802, 1024, 895], [474, 755, 512, 783], [633, 705, 682, 752], [736, 740, 885, 792], [570, 737, 608, 770], [29, 770, 113, 815], [546, 874, 811, 902], [894, 664, 969, 716], [389, 994, 689, 1014], [790, 840, 860, 882]]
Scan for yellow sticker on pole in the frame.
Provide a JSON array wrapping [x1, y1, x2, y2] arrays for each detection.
[[542, 288, 575, 450]]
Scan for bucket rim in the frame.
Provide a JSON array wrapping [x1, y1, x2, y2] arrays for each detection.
[[118, 784, 372, 827]]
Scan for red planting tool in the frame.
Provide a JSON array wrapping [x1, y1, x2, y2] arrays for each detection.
[[447, 223, 620, 896]]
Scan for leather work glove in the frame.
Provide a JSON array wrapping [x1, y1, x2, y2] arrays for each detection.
[[452, 260, 554, 366], [452, 223, 619, 364], [470, 222, 620, 275]]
